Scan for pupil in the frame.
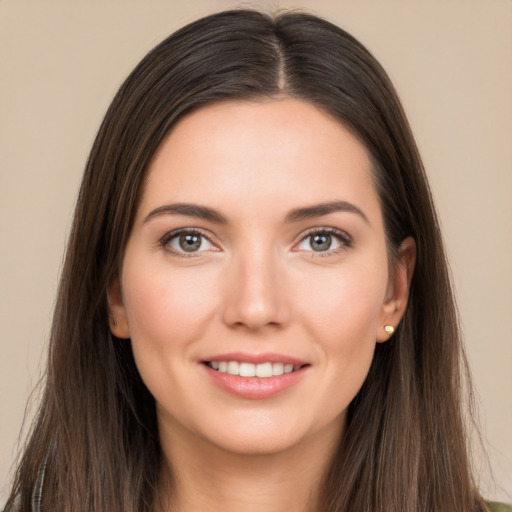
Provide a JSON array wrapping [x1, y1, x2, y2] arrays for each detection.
[[311, 233, 331, 251], [179, 234, 201, 252]]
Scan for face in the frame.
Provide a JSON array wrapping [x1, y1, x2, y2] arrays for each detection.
[[110, 98, 413, 457]]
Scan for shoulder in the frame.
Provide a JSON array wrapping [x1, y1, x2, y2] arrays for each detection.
[[487, 502, 512, 512]]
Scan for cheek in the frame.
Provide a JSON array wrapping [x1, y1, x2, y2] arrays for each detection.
[[121, 260, 222, 417], [121, 257, 220, 378], [298, 262, 387, 345], [286, 261, 388, 426], [125, 260, 213, 335]]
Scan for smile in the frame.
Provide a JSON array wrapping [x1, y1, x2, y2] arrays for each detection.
[[201, 352, 310, 398], [205, 361, 303, 378]]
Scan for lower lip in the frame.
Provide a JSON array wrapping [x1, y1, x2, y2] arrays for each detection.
[[202, 364, 309, 399]]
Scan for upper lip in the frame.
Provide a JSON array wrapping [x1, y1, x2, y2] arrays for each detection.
[[201, 352, 308, 366]]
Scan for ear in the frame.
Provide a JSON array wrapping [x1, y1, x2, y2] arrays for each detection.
[[107, 277, 131, 339], [377, 237, 416, 342]]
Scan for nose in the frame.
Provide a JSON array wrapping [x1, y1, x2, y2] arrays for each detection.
[[221, 245, 290, 331]]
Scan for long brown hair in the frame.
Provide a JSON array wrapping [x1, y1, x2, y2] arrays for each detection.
[[6, 9, 487, 512]]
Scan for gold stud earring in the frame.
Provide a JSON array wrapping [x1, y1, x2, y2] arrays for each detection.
[[384, 325, 395, 334]]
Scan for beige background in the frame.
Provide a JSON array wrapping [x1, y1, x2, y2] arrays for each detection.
[[1, 0, 511, 504]]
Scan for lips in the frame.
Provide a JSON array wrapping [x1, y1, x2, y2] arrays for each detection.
[[205, 361, 302, 378], [201, 352, 310, 399]]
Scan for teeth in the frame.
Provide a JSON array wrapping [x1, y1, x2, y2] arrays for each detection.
[[239, 362, 255, 377], [209, 361, 302, 378], [227, 361, 239, 375], [256, 362, 272, 378], [272, 362, 284, 376]]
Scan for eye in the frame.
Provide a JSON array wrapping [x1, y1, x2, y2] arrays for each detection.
[[296, 228, 352, 254], [161, 229, 215, 256]]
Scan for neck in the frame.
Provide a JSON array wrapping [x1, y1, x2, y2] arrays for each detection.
[[156, 417, 343, 512]]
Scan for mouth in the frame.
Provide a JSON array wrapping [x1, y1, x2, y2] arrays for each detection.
[[201, 354, 310, 398], [203, 361, 307, 378]]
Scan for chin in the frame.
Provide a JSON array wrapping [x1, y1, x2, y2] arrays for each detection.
[[209, 429, 305, 456], [197, 412, 339, 457]]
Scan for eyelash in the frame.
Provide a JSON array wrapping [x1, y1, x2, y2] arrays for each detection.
[[159, 227, 216, 259], [159, 227, 353, 258], [297, 227, 353, 257]]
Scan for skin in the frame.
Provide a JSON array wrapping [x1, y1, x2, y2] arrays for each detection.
[[109, 97, 415, 512]]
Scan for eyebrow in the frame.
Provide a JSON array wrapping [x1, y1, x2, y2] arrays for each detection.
[[284, 200, 369, 225], [143, 200, 369, 225], [144, 203, 228, 224]]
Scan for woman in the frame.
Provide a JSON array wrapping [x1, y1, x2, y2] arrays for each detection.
[[5, 8, 509, 512]]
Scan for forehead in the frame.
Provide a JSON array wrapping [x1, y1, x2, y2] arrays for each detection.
[[139, 98, 380, 223]]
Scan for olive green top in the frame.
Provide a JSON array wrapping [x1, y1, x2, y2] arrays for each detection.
[[487, 501, 512, 512], [488, 502, 512, 512]]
